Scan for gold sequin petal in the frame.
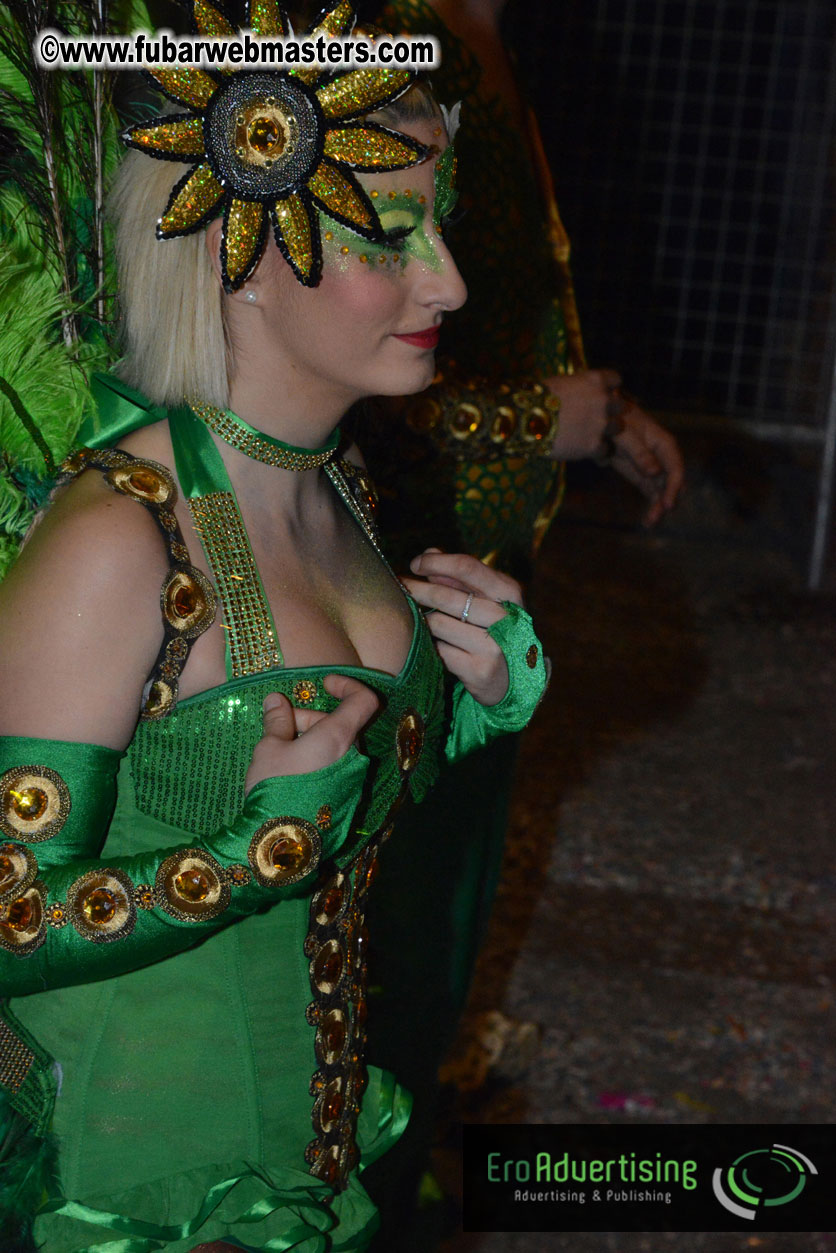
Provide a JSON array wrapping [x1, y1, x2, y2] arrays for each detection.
[[0, 766, 71, 842], [290, 0, 354, 84], [145, 68, 219, 111], [0, 882, 46, 955], [323, 124, 423, 171], [316, 67, 412, 122], [248, 818, 321, 888], [156, 849, 230, 922], [67, 869, 136, 944], [273, 193, 319, 285], [124, 116, 206, 160], [194, 0, 236, 36], [159, 164, 225, 238], [247, 0, 287, 37], [223, 199, 267, 289], [307, 161, 374, 234]]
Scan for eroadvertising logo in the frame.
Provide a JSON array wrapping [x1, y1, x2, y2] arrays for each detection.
[[463, 1125, 832, 1233], [712, 1143, 818, 1220]]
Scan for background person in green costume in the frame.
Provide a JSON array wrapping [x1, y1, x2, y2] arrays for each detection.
[[0, 5, 549, 1249], [349, 0, 685, 1245]]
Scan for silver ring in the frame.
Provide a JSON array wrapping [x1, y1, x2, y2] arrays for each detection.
[[461, 592, 474, 623]]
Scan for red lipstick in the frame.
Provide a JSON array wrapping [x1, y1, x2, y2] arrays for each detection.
[[392, 325, 440, 349]]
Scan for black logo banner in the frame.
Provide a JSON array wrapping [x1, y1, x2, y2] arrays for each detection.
[[463, 1124, 834, 1232]]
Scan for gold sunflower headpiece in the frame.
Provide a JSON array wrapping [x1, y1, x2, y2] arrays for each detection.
[[122, 0, 431, 290]]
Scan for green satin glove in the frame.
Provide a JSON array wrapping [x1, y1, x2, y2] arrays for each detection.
[[444, 602, 548, 764], [0, 735, 368, 996]]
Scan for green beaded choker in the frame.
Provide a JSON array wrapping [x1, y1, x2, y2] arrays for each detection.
[[189, 400, 340, 471]]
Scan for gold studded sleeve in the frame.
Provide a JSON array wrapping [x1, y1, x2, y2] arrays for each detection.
[[0, 734, 369, 995], [443, 603, 550, 764], [400, 373, 560, 462]]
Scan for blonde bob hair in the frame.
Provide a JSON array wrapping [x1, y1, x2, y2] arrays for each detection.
[[110, 84, 441, 409]]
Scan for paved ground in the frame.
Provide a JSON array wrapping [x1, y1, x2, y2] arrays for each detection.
[[434, 429, 835, 1253]]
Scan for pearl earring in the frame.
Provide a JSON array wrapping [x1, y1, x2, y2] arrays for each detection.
[[245, 290, 257, 304]]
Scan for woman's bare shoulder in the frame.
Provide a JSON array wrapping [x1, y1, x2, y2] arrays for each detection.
[[0, 468, 171, 748]]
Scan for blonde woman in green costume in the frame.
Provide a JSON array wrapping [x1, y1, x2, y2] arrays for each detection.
[[0, 5, 547, 1249]]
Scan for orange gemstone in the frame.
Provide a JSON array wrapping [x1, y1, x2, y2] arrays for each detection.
[[174, 868, 211, 902], [354, 997, 367, 1028], [492, 408, 516, 441], [270, 835, 307, 872], [0, 854, 16, 890], [173, 585, 197, 617], [526, 645, 539, 669], [248, 114, 284, 155], [319, 885, 344, 919], [82, 888, 117, 924], [314, 943, 343, 988], [6, 896, 33, 931], [320, 1010, 346, 1058], [127, 468, 162, 495], [527, 409, 551, 440], [364, 858, 378, 891], [321, 1156, 339, 1184], [322, 1083, 343, 1126], [10, 787, 47, 821]]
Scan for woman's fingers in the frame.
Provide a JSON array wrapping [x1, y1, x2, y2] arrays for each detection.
[[261, 692, 297, 741], [408, 550, 524, 607], [402, 577, 506, 629]]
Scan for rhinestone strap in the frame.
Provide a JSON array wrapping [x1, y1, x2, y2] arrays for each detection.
[[189, 491, 283, 676], [189, 400, 339, 470]]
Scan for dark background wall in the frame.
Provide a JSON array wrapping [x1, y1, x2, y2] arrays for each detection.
[[506, 0, 836, 431]]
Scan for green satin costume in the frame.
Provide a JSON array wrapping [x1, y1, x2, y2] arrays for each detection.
[[0, 377, 547, 1252]]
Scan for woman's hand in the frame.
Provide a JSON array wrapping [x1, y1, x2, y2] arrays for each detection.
[[544, 369, 684, 526], [403, 550, 524, 707], [245, 674, 379, 794]]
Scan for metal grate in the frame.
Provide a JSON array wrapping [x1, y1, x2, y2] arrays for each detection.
[[511, 0, 836, 580]]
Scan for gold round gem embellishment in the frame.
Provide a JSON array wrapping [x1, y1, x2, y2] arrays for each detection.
[[0, 842, 37, 903], [142, 679, 176, 721], [311, 938, 343, 994], [526, 644, 539, 669], [82, 888, 117, 925], [0, 883, 46, 955], [396, 709, 424, 774], [67, 870, 136, 943], [162, 568, 216, 638], [248, 818, 321, 888], [156, 850, 229, 923], [0, 766, 71, 842], [135, 884, 156, 910], [316, 804, 332, 831], [292, 679, 318, 705], [46, 902, 68, 928], [105, 461, 174, 506]]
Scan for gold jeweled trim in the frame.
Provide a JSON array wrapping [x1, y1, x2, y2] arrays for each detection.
[[189, 401, 338, 470], [248, 817, 322, 888], [67, 869, 137, 944], [161, 567, 217, 639], [188, 491, 282, 676], [0, 766, 71, 843], [156, 849, 230, 923], [0, 1017, 35, 1094]]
